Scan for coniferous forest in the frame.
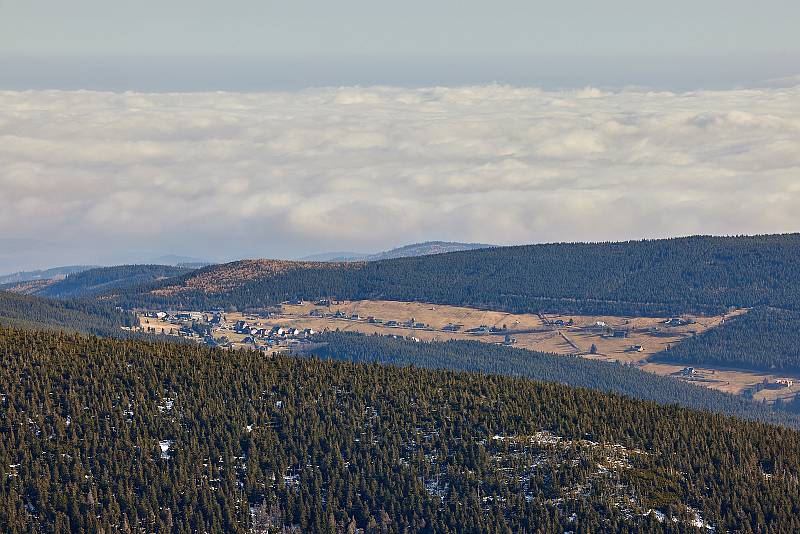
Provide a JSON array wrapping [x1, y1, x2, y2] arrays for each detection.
[[652, 306, 800, 371], [0, 291, 137, 336], [2, 326, 800, 533], [31, 265, 195, 300], [312, 332, 800, 428]]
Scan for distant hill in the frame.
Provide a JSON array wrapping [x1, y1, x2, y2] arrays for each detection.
[[112, 233, 800, 317], [28, 264, 197, 300], [301, 240, 494, 262], [298, 251, 368, 262], [0, 265, 97, 286]]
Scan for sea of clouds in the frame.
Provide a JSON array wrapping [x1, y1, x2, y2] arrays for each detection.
[[1, 84, 799, 269]]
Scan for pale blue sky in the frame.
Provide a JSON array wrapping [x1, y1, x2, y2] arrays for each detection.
[[1, 0, 799, 89]]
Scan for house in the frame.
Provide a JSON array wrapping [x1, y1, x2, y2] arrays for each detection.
[[350, 314, 361, 320], [595, 321, 607, 327], [385, 320, 399, 327], [612, 330, 629, 338], [309, 309, 324, 317], [442, 324, 462, 332], [627, 345, 644, 352], [466, 326, 491, 335], [413, 322, 426, 329], [666, 317, 693, 327], [680, 367, 696, 376], [315, 299, 331, 306], [776, 379, 794, 388]]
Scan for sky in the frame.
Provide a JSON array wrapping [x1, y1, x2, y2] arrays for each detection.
[[0, 1, 799, 272], [2, 0, 800, 90]]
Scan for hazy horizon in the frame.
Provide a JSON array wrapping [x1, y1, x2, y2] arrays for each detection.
[[4, 229, 800, 275]]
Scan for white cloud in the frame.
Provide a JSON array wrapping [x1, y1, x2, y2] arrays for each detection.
[[0, 84, 799, 271]]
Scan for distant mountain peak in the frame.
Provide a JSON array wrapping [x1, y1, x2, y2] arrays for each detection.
[[301, 241, 494, 262], [148, 254, 212, 267]]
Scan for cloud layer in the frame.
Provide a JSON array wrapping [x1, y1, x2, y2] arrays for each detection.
[[1, 84, 799, 271]]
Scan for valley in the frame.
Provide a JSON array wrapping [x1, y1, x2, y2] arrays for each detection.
[[134, 299, 800, 404]]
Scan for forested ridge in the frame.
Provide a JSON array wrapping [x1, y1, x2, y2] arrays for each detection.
[[0, 265, 95, 286], [652, 306, 800, 372], [31, 264, 195, 300], [0, 291, 137, 336], [312, 332, 800, 428], [2, 327, 800, 533], [113, 234, 800, 317]]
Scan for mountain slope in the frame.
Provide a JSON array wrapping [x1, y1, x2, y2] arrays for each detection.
[[30, 264, 196, 299], [0, 290, 137, 335], [116, 233, 800, 316], [0, 265, 96, 286], [2, 326, 800, 532]]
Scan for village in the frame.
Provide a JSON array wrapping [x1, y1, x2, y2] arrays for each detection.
[[134, 299, 662, 355], [136, 309, 318, 353]]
